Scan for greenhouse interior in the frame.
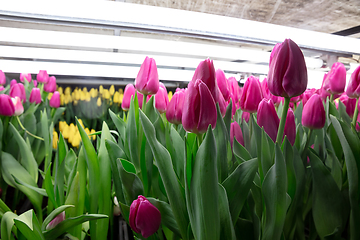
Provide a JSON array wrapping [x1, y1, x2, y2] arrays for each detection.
[[0, 0, 360, 239]]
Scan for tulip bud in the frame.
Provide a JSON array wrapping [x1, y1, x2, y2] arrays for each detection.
[[44, 76, 57, 93], [122, 84, 136, 111], [192, 59, 217, 98], [46, 212, 65, 230], [284, 108, 296, 145], [153, 83, 169, 114], [33, 80, 38, 87], [29, 88, 42, 104], [11, 97, 24, 116], [182, 79, 217, 134], [0, 70, 6, 86], [257, 99, 279, 142], [302, 94, 325, 129], [0, 94, 15, 116], [216, 69, 230, 101], [242, 111, 250, 123], [166, 88, 185, 125], [20, 73, 32, 83], [239, 76, 263, 113], [322, 62, 346, 94], [0, 86, 4, 92], [302, 88, 316, 106], [267, 39, 308, 98], [10, 79, 17, 88], [50, 91, 60, 108], [346, 65, 360, 98], [228, 77, 241, 103], [135, 57, 159, 95], [37, 70, 49, 83], [230, 121, 244, 147], [129, 195, 161, 238], [9, 83, 26, 103], [338, 94, 357, 118]]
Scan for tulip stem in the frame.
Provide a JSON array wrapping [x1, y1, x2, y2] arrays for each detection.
[[16, 116, 44, 141], [276, 97, 290, 144], [330, 94, 334, 102], [301, 129, 313, 162], [352, 97, 359, 127], [196, 133, 203, 146]]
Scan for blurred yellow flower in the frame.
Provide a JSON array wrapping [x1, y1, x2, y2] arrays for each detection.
[[80, 91, 86, 101], [113, 91, 121, 104], [65, 87, 71, 95], [109, 85, 115, 96], [90, 129, 96, 141], [74, 89, 81, 101], [168, 91, 173, 102], [53, 131, 59, 149], [62, 124, 70, 139], [97, 97, 102, 107], [90, 88, 98, 98], [64, 94, 72, 104], [48, 92, 53, 100], [85, 92, 91, 102], [60, 93, 65, 106], [83, 87, 88, 93], [57, 87, 63, 95], [99, 85, 104, 94], [119, 88, 124, 94], [77, 119, 85, 129], [71, 133, 81, 148], [59, 121, 66, 132], [102, 89, 110, 100]]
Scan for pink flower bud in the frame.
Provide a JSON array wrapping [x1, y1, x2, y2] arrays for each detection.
[[230, 121, 244, 147], [239, 76, 263, 113], [302, 88, 316, 106], [267, 39, 308, 98], [46, 211, 65, 230], [284, 109, 296, 145], [9, 83, 26, 103], [33, 80, 38, 87], [0, 86, 4, 92], [29, 88, 42, 104], [122, 84, 136, 111], [228, 77, 241, 103], [135, 57, 159, 95], [216, 69, 230, 101], [338, 94, 357, 118], [129, 195, 161, 238], [44, 76, 57, 93], [0, 94, 15, 116], [10, 79, 17, 88], [49, 91, 60, 108], [257, 99, 279, 142], [11, 97, 24, 116], [20, 73, 32, 83], [0, 70, 5, 86], [346, 65, 360, 98], [242, 111, 250, 123], [166, 88, 185, 125], [302, 94, 325, 129], [322, 62, 346, 94], [182, 79, 217, 134], [37, 70, 49, 83], [153, 84, 169, 114]]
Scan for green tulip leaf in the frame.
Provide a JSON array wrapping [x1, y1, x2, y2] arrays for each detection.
[[12, 175, 47, 196], [214, 104, 229, 182], [40, 111, 51, 171], [118, 159, 144, 204], [126, 96, 140, 170], [42, 205, 74, 231], [14, 210, 45, 240], [139, 110, 189, 240], [233, 137, 252, 163], [261, 128, 275, 177], [234, 218, 254, 240], [222, 158, 258, 224], [223, 100, 232, 138], [1, 211, 18, 240], [338, 100, 351, 127], [109, 109, 130, 158], [140, 132, 153, 196], [218, 184, 236, 240]]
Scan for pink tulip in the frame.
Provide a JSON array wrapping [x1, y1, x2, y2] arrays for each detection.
[[29, 88, 42, 104], [10, 79, 17, 88], [0, 94, 15, 116], [239, 76, 263, 113], [257, 99, 279, 142], [322, 62, 346, 94], [44, 76, 57, 93], [302, 94, 325, 129], [122, 84, 136, 111], [338, 94, 357, 118], [267, 39, 308, 98], [46, 212, 65, 230], [182, 79, 217, 134], [216, 69, 230, 101], [230, 121, 244, 147], [9, 83, 26, 103], [242, 111, 250, 123], [153, 85, 169, 114], [49, 91, 60, 108], [0, 70, 5, 85], [129, 195, 161, 238], [228, 77, 241, 103], [11, 97, 24, 116], [166, 88, 185, 125], [135, 57, 159, 95], [20, 73, 32, 83], [33, 80, 38, 87], [0, 86, 4, 92], [284, 108, 296, 145], [37, 70, 49, 83], [302, 88, 316, 106], [269, 43, 281, 65], [346, 65, 360, 98]]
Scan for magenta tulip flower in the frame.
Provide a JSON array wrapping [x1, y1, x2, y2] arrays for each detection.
[[44, 76, 57, 93], [49, 91, 60, 108], [182, 79, 217, 134], [46, 212, 65, 230], [242, 111, 250, 123], [153, 84, 169, 114], [284, 108, 296, 145], [29, 88, 42, 104], [216, 69, 230, 101], [122, 84, 136, 111], [239, 76, 263, 113], [129, 195, 161, 238], [135, 57, 159, 95], [228, 77, 241, 103], [33, 80, 38, 87], [37, 70, 49, 83], [9, 83, 26, 103], [302, 88, 316, 106], [0, 94, 15, 116], [257, 99, 280, 142], [166, 88, 185, 125], [230, 121, 244, 147], [10, 79, 17, 88], [0, 86, 4, 92], [322, 62, 346, 94], [302, 94, 325, 129], [346, 65, 360, 98], [338, 94, 357, 118], [20, 73, 32, 83], [0, 70, 5, 86], [267, 39, 308, 98], [11, 97, 24, 116]]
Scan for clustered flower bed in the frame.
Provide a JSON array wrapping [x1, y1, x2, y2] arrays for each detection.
[[0, 38, 360, 240]]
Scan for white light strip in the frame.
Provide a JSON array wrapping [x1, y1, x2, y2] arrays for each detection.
[[1, 0, 360, 55], [0, 27, 323, 69], [0, 45, 269, 74]]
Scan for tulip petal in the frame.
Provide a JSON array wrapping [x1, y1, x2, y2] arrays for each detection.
[[198, 81, 217, 133]]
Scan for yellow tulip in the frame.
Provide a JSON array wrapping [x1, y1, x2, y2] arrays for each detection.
[[168, 91, 173, 102], [85, 92, 91, 102], [62, 124, 70, 139], [90, 88, 98, 98], [59, 121, 66, 132], [83, 87, 88, 93], [119, 88, 124, 94], [57, 87, 63, 95], [97, 97, 102, 107], [71, 134, 81, 148], [77, 119, 85, 129], [52, 131, 59, 149], [109, 85, 115, 96], [80, 91, 86, 101], [74, 89, 81, 101], [90, 129, 96, 141], [60, 93, 65, 106], [48, 92, 53, 100], [119, 93, 124, 104], [64, 94, 72, 104], [102, 89, 110, 100], [113, 91, 121, 104], [65, 87, 71, 95], [99, 85, 104, 94]]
